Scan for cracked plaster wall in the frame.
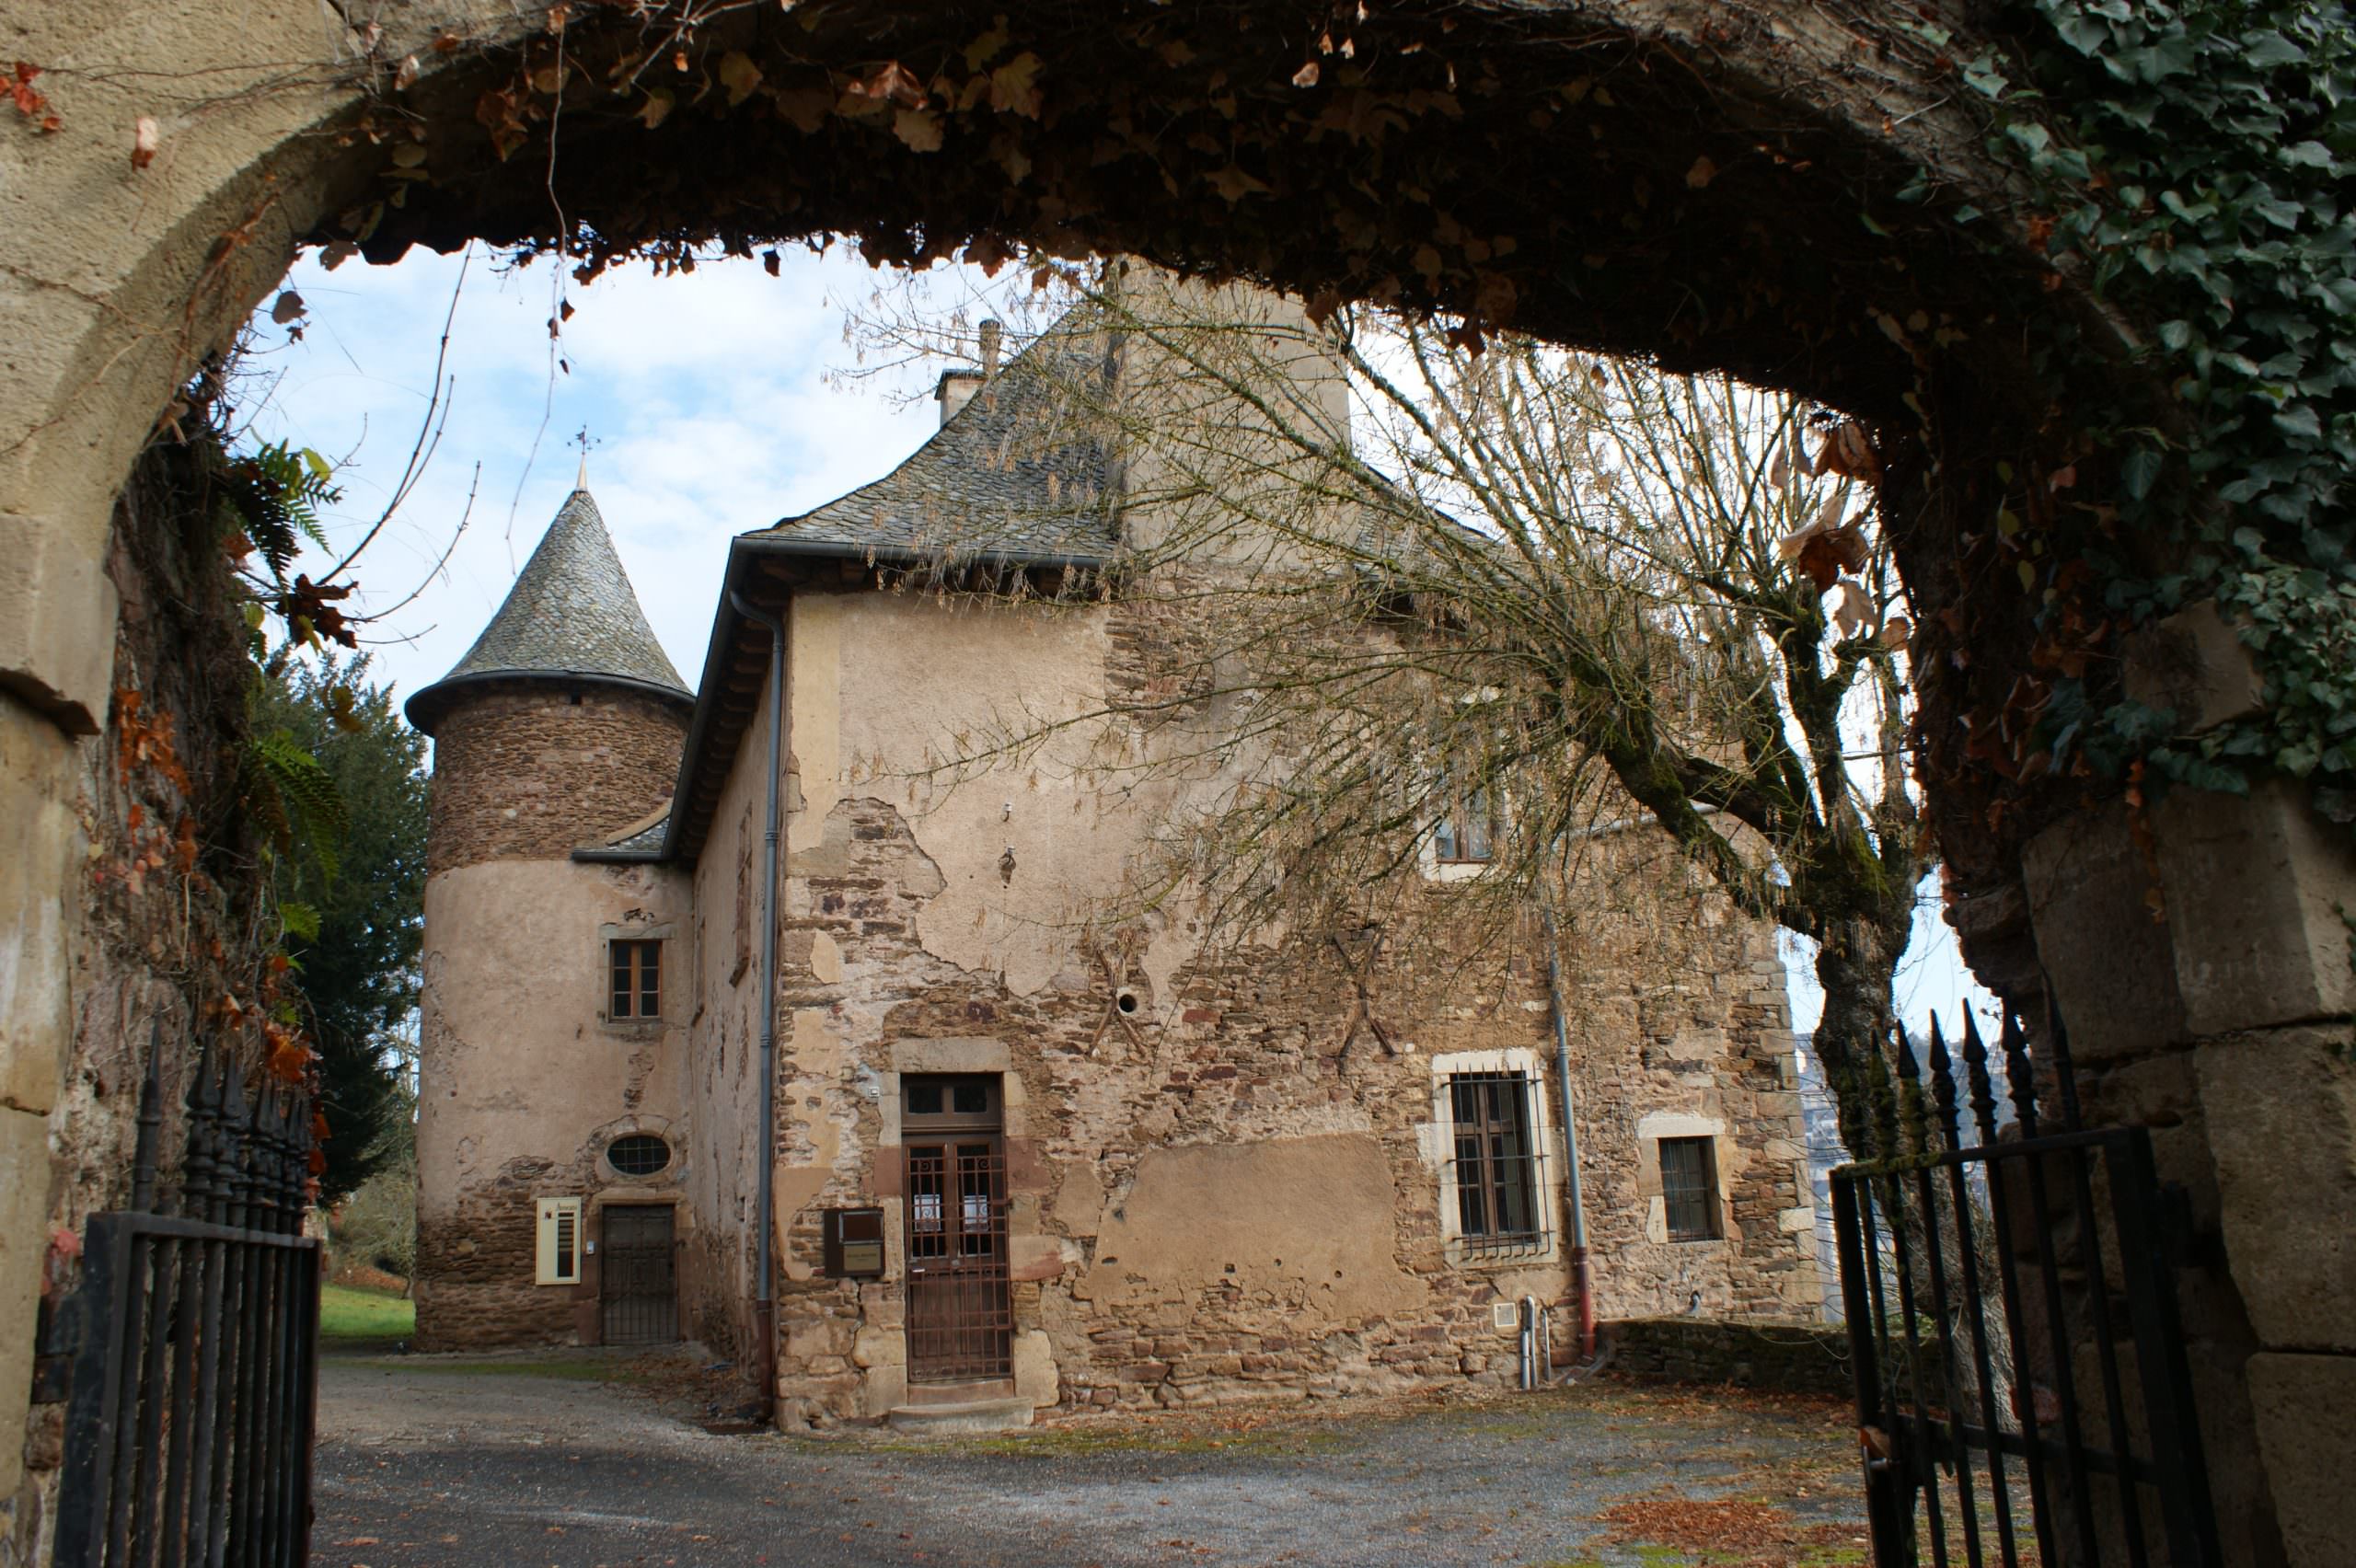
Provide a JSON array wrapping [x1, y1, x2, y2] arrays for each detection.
[[415, 851, 692, 1349], [726, 587, 1818, 1424]]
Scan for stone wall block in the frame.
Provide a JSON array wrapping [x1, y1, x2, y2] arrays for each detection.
[[2121, 599, 2266, 734], [2024, 806, 2188, 1065], [0, 695, 82, 1115], [2246, 1352, 2356, 1568], [2196, 1028, 2356, 1353], [0, 516, 114, 734], [0, 1106, 52, 1497], [2152, 780, 2356, 1038]]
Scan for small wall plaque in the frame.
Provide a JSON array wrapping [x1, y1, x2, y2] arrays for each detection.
[[822, 1206, 887, 1279]]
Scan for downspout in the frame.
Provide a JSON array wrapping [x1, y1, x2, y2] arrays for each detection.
[[730, 590, 786, 1426], [1541, 901, 1597, 1364]]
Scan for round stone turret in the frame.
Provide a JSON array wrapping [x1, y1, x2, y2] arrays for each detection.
[[405, 487, 693, 873]]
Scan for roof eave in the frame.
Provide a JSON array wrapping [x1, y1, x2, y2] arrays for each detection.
[[403, 666, 696, 736], [745, 533, 1109, 571], [655, 532, 1109, 864]]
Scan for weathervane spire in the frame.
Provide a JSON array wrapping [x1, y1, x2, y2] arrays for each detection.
[[572, 426, 595, 492]]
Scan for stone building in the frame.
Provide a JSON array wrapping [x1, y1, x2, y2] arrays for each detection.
[[407, 314, 1820, 1428]]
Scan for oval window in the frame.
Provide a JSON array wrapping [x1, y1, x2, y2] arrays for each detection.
[[606, 1134, 672, 1177]]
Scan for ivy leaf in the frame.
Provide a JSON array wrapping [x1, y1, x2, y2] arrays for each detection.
[[1963, 56, 2010, 98], [1208, 165, 1270, 202], [717, 51, 763, 108], [2244, 31, 2303, 70], [963, 25, 1011, 72], [988, 52, 1044, 118], [893, 107, 943, 152], [2273, 404, 2322, 441], [2121, 444, 2165, 501]]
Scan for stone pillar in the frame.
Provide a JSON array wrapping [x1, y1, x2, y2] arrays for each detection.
[[0, 693, 84, 1503], [2012, 603, 2356, 1567]]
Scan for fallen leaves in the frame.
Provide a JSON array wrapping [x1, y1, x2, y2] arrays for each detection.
[[1595, 1497, 1865, 1568]]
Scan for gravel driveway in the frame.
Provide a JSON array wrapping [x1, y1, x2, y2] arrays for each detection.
[[310, 1347, 1869, 1568]]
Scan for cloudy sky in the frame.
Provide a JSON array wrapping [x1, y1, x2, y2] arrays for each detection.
[[245, 245, 1991, 1037], [246, 244, 983, 705]]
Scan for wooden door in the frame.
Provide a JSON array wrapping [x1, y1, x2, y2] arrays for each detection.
[[900, 1076, 1011, 1382]]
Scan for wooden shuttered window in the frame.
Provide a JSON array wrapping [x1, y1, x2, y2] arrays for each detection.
[[610, 939, 662, 1020], [536, 1196, 583, 1285]]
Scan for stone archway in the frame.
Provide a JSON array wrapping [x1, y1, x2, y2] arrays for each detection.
[[3, 4, 2345, 1562]]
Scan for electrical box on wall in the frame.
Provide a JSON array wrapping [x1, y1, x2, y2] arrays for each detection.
[[822, 1207, 887, 1279]]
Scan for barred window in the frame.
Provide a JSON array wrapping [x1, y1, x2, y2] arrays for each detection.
[[1449, 1073, 1541, 1246], [1432, 779, 1499, 864], [1660, 1136, 1720, 1241], [610, 939, 662, 1020]]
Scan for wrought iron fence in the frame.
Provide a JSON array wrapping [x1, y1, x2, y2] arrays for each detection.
[[38, 1026, 322, 1568], [1830, 1010, 2219, 1567]]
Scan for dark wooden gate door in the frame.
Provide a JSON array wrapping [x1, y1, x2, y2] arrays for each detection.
[[599, 1205, 677, 1345], [904, 1137, 1012, 1382]]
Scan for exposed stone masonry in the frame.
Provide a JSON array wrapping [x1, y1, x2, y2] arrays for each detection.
[[751, 766, 1816, 1424], [423, 685, 689, 873]]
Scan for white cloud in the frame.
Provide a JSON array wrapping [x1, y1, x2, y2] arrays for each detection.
[[247, 247, 968, 709]]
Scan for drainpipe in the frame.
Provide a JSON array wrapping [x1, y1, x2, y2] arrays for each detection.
[[1541, 902, 1597, 1363], [731, 591, 787, 1426]]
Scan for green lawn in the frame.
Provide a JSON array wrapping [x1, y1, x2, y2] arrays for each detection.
[[319, 1283, 414, 1347]]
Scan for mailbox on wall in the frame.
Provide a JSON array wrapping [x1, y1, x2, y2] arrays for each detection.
[[821, 1207, 887, 1279]]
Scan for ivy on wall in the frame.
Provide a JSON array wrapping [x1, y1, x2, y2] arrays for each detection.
[[1971, 3, 2355, 817]]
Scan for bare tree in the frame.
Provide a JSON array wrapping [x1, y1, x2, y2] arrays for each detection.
[[859, 267, 1922, 1140]]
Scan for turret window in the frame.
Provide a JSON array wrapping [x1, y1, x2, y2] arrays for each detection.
[[610, 939, 663, 1020]]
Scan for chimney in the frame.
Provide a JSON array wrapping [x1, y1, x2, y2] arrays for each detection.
[[978, 318, 1003, 378], [936, 368, 984, 427]]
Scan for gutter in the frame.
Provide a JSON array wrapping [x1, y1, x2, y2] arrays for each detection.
[[728, 589, 788, 1428], [1540, 900, 1598, 1364]]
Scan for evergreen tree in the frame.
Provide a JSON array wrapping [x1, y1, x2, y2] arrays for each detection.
[[256, 656, 428, 1201]]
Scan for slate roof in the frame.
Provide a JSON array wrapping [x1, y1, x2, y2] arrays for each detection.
[[749, 317, 1117, 563], [573, 810, 671, 862], [405, 487, 692, 733]]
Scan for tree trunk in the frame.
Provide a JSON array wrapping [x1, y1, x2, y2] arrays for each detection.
[[1809, 910, 1913, 1163]]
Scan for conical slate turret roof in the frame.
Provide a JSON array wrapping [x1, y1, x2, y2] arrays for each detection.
[[404, 487, 691, 734]]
